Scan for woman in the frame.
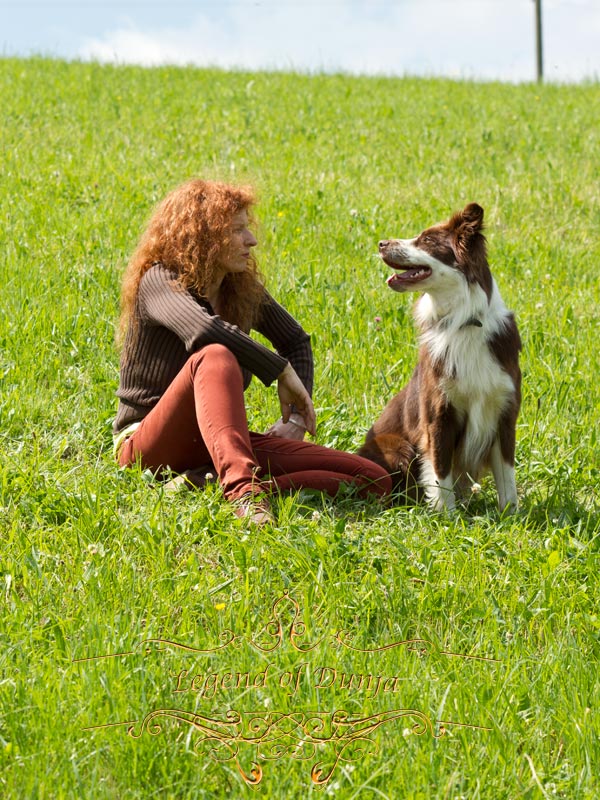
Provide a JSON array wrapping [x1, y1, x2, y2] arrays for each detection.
[[114, 179, 391, 525]]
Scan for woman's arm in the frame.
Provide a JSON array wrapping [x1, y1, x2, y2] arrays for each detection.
[[255, 291, 314, 397], [276, 363, 316, 437], [138, 264, 288, 386], [257, 291, 316, 438]]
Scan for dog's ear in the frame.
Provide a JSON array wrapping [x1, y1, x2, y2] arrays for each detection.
[[450, 203, 489, 286], [460, 203, 484, 236], [448, 203, 484, 241]]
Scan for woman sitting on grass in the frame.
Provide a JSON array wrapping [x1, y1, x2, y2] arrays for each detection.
[[114, 178, 391, 525]]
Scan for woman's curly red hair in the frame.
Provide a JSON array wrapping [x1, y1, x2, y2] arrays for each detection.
[[119, 179, 265, 340]]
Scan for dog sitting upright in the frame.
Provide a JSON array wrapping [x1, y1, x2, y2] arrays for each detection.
[[358, 203, 521, 513]]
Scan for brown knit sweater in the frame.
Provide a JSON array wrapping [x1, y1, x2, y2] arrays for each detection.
[[113, 263, 313, 434]]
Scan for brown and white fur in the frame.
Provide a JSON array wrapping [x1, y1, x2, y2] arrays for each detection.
[[358, 203, 521, 513]]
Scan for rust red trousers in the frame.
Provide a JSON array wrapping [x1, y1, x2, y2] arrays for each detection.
[[118, 344, 391, 501]]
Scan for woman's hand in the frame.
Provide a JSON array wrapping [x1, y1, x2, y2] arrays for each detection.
[[276, 364, 316, 436], [265, 413, 307, 440]]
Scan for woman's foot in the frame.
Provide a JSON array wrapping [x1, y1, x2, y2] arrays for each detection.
[[163, 466, 216, 491], [232, 493, 274, 526]]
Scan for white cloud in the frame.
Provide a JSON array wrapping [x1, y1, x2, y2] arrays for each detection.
[[78, 0, 600, 82]]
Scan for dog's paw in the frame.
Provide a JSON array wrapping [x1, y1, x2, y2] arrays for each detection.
[[425, 489, 457, 514], [420, 463, 456, 513], [498, 497, 518, 515]]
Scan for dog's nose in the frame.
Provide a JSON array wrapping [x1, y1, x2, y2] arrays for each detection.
[[378, 240, 389, 250]]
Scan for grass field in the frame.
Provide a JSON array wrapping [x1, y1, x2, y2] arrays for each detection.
[[1, 56, 599, 798]]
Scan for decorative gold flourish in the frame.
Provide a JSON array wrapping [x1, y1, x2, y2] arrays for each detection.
[[248, 591, 323, 653], [74, 591, 499, 665], [334, 630, 501, 663], [72, 630, 241, 663], [334, 631, 434, 657], [126, 708, 261, 785], [73, 591, 322, 663], [116, 707, 486, 785], [140, 631, 242, 656]]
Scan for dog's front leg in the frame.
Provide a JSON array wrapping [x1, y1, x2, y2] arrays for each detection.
[[490, 438, 518, 513], [420, 457, 456, 512], [419, 414, 457, 512]]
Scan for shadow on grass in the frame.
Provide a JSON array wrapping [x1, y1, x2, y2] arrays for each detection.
[[520, 494, 600, 540]]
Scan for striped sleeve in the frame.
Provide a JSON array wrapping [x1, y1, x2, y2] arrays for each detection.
[[138, 265, 288, 386], [255, 292, 314, 396]]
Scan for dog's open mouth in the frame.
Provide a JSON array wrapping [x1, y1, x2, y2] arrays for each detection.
[[386, 266, 432, 291]]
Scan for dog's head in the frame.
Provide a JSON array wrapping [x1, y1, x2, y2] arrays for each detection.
[[379, 203, 491, 298]]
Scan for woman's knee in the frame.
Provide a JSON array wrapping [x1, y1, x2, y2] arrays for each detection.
[[355, 457, 393, 496], [370, 468, 393, 496], [188, 344, 240, 374]]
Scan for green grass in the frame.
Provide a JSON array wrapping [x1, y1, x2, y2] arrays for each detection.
[[1, 56, 599, 798]]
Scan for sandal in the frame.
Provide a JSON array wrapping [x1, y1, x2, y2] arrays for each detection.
[[232, 493, 275, 526], [163, 467, 216, 491]]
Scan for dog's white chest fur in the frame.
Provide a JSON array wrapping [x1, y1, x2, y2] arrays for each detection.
[[443, 339, 514, 470], [417, 283, 515, 471]]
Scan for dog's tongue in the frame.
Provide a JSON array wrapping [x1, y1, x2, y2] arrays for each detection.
[[387, 273, 406, 291], [387, 267, 430, 290]]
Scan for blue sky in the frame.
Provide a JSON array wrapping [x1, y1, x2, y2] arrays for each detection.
[[2, 0, 599, 83]]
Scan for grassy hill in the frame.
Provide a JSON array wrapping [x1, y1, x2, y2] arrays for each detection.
[[0, 57, 599, 798]]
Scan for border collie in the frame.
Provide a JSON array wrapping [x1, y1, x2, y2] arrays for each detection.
[[358, 203, 521, 513]]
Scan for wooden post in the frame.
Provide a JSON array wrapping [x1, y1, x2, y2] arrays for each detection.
[[534, 0, 543, 82]]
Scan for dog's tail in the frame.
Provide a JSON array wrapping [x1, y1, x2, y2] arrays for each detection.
[[358, 434, 421, 503]]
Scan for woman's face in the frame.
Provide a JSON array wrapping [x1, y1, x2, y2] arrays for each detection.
[[218, 209, 257, 275]]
